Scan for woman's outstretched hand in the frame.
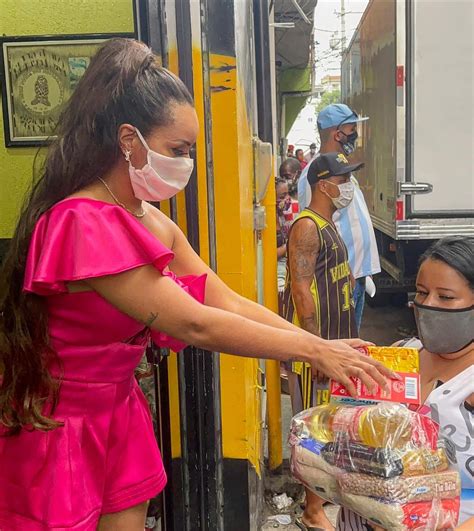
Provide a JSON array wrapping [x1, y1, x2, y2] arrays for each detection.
[[308, 338, 399, 398]]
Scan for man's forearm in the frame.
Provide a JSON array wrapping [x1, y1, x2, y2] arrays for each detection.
[[299, 312, 320, 336], [292, 287, 320, 337]]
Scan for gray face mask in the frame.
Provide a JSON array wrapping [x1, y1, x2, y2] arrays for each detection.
[[414, 301, 474, 354]]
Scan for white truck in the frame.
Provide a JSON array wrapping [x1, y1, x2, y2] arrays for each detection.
[[341, 0, 474, 300]]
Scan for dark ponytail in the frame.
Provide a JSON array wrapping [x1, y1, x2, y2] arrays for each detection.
[[0, 38, 193, 433]]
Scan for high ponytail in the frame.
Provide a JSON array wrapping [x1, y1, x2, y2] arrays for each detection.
[[0, 38, 193, 433]]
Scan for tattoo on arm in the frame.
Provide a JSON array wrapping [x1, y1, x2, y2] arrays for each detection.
[[144, 312, 158, 327], [300, 313, 320, 336], [289, 220, 320, 283], [288, 219, 321, 337]]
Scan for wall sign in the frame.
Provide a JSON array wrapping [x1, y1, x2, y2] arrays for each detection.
[[0, 34, 131, 147]]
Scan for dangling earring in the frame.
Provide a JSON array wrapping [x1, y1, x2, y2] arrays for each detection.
[[124, 149, 131, 162]]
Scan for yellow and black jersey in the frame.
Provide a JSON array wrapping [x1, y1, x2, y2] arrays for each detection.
[[282, 208, 357, 407]]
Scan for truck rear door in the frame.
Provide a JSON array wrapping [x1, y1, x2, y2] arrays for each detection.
[[408, 0, 473, 217]]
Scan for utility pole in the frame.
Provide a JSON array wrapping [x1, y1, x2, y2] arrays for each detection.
[[340, 0, 346, 51]]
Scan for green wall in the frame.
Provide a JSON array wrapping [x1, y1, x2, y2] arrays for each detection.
[[278, 67, 311, 136], [0, 0, 134, 238], [279, 67, 310, 93]]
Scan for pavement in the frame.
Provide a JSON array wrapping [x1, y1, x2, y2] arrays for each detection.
[[358, 301, 416, 346]]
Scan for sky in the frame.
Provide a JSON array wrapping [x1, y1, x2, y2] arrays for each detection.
[[287, 0, 369, 149], [313, 0, 369, 82]]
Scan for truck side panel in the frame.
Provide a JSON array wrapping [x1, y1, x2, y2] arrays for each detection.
[[342, 0, 397, 236]]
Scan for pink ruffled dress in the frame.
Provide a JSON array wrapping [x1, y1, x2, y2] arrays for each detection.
[[0, 198, 206, 530]]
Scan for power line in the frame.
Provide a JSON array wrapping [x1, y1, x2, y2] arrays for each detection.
[[314, 27, 358, 34]]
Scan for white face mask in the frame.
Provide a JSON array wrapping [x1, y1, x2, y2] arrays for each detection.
[[127, 128, 194, 201], [325, 180, 355, 209]]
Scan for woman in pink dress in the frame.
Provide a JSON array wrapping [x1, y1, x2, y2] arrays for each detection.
[[0, 39, 393, 530]]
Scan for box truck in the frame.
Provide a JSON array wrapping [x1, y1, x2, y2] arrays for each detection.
[[341, 0, 473, 300]]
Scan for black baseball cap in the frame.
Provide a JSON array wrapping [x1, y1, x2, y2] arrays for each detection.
[[307, 152, 364, 185]]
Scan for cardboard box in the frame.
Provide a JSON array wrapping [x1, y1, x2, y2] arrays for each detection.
[[330, 346, 421, 406]]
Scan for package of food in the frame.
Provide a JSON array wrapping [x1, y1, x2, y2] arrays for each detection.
[[338, 469, 460, 503], [401, 446, 450, 476], [320, 439, 450, 479], [289, 402, 460, 530], [291, 444, 341, 503], [330, 346, 421, 406], [321, 439, 404, 478], [341, 493, 460, 530], [331, 402, 414, 448]]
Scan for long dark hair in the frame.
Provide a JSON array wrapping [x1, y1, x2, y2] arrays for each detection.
[[0, 38, 193, 433], [420, 236, 474, 290]]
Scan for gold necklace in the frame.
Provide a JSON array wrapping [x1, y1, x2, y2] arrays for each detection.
[[98, 177, 146, 218]]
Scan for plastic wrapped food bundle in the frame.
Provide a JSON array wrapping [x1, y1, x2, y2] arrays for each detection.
[[289, 403, 460, 530]]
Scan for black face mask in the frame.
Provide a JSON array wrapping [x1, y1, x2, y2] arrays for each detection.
[[414, 301, 474, 354], [337, 130, 358, 155]]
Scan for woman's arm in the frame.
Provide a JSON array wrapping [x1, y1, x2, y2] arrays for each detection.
[[167, 222, 308, 334], [167, 218, 378, 354], [86, 265, 393, 395]]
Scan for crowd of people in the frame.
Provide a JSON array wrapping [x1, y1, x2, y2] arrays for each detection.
[[276, 104, 473, 531], [286, 143, 316, 171]]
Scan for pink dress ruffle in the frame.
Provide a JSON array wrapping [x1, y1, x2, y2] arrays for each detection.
[[0, 198, 206, 530]]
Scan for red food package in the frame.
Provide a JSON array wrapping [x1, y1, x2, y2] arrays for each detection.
[[402, 497, 460, 529], [330, 346, 421, 406]]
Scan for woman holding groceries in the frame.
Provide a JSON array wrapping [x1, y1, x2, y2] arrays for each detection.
[[0, 38, 393, 530], [337, 236, 474, 530]]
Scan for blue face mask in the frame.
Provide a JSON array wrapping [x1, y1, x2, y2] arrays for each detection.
[[338, 130, 358, 155]]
